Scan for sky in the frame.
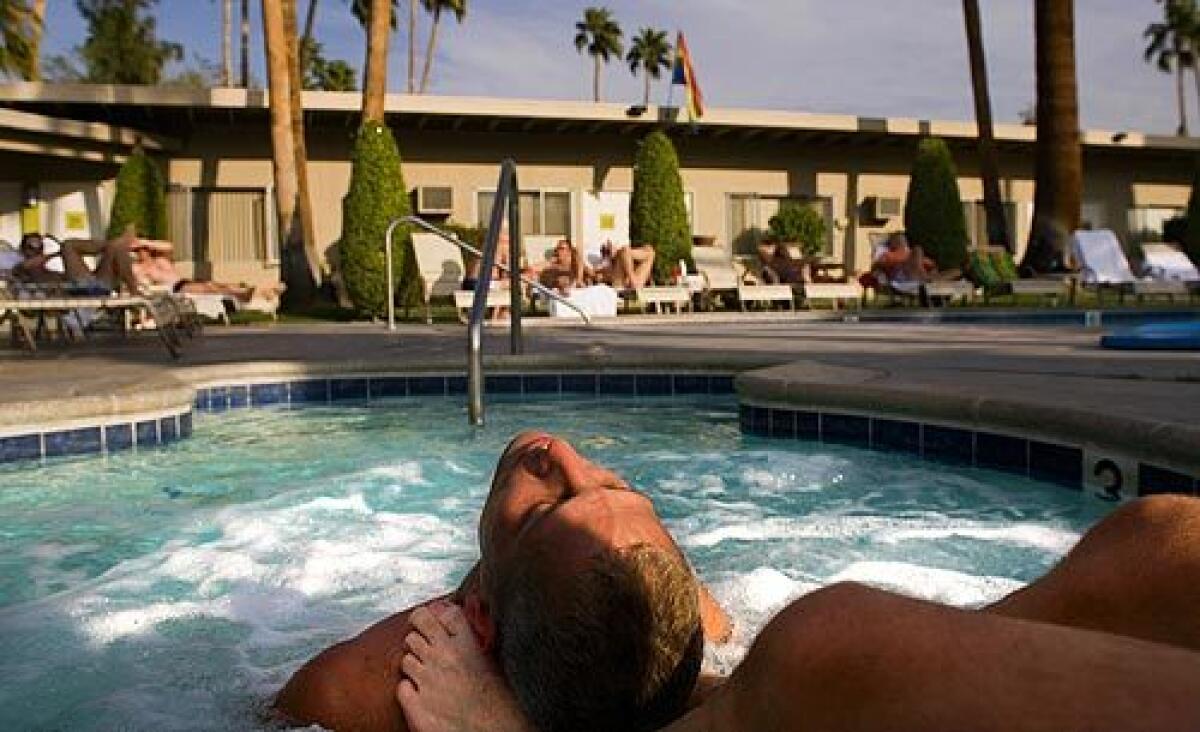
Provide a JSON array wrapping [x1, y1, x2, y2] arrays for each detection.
[[37, 0, 1185, 135]]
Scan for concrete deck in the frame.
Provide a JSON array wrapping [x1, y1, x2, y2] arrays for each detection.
[[2, 318, 1198, 472]]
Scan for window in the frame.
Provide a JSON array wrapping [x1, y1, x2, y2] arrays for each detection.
[[727, 194, 833, 256], [961, 200, 1019, 249], [477, 190, 572, 237]]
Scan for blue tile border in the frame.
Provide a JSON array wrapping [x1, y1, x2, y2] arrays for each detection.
[[0, 372, 737, 466], [738, 403, 1200, 496]]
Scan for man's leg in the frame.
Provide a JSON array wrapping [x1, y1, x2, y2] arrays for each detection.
[[626, 246, 655, 288], [988, 495, 1200, 650], [666, 582, 1200, 732]]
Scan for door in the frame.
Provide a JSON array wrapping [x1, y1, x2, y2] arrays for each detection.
[[581, 190, 631, 264]]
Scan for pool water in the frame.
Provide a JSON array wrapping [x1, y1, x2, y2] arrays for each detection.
[[0, 396, 1111, 730]]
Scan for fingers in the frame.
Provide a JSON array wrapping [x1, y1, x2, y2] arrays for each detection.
[[397, 677, 417, 706]]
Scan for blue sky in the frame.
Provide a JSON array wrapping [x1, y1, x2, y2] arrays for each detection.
[[40, 0, 1182, 134]]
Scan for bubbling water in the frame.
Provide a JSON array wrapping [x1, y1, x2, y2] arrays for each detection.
[[0, 397, 1109, 730]]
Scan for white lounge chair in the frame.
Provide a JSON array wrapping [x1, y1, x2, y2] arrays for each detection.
[[411, 232, 509, 324], [1, 282, 188, 358], [692, 245, 794, 311], [1141, 243, 1199, 281], [1071, 230, 1188, 304]]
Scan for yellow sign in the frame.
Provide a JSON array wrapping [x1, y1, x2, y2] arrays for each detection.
[[599, 213, 616, 231], [20, 206, 39, 234], [65, 211, 88, 231]]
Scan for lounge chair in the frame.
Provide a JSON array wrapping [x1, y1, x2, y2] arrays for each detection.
[[411, 232, 510, 324], [1140, 243, 1200, 301], [691, 245, 794, 311], [869, 240, 976, 306], [967, 246, 1069, 306], [1, 281, 188, 358], [1071, 230, 1188, 304]]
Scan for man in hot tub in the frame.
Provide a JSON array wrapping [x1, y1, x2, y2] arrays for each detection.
[[393, 449, 1200, 731], [274, 430, 732, 731], [279, 431, 1200, 731]]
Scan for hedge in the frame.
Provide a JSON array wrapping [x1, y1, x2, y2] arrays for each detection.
[[338, 122, 413, 317], [629, 129, 692, 281], [903, 137, 969, 270], [107, 147, 168, 239], [1185, 163, 1200, 265]]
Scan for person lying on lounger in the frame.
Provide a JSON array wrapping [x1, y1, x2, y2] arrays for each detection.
[[394, 456, 1200, 732], [872, 231, 961, 284], [273, 430, 732, 732], [128, 237, 281, 303], [590, 240, 656, 290], [532, 240, 589, 294], [11, 230, 142, 294]]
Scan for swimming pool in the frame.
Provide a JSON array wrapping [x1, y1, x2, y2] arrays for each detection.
[[0, 396, 1112, 730]]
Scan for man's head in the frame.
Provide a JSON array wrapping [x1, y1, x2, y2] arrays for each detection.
[[19, 233, 43, 258], [887, 232, 910, 252], [470, 431, 703, 732]]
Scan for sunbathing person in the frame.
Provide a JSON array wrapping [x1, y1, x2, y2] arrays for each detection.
[[872, 231, 961, 284], [591, 240, 656, 290], [273, 430, 732, 732], [532, 240, 588, 294], [11, 231, 142, 293], [755, 241, 807, 284], [396, 457, 1200, 731], [128, 237, 277, 303]]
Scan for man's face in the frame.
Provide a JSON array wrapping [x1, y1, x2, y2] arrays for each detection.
[[479, 431, 679, 589], [19, 235, 43, 259]]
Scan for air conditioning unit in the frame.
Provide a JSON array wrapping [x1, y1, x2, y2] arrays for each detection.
[[416, 186, 454, 215], [867, 196, 902, 221]]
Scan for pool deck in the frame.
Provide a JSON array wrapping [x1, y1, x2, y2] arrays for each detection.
[[2, 317, 1199, 475]]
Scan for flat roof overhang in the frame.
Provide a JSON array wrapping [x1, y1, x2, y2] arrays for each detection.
[[1, 82, 1198, 157]]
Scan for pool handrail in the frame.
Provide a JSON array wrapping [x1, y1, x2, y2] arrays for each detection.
[[384, 160, 591, 425]]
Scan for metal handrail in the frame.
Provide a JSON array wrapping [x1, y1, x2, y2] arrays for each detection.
[[383, 159, 591, 425]]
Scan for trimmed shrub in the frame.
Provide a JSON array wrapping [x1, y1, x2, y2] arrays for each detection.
[[107, 147, 168, 239], [338, 122, 412, 317], [630, 129, 692, 281], [903, 137, 969, 270], [767, 202, 826, 257], [1184, 163, 1200, 264], [1163, 215, 1188, 245]]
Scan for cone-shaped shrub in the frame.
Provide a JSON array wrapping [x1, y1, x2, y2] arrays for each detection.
[[1184, 163, 1200, 265], [903, 137, 969, 270], [339, 122, 412, 317], [630, 129, 692, 281], [107, 147, 168, 238]]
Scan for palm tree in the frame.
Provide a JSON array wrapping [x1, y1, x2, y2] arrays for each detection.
[[240, 0, 250, 86], [0, 0, 35, 80], [283, 0, 319, 295], [262, 0, 303, 299], [574, 6, 622, 103], [626, 27, 671, 108], [418, 0, 464, 94], [362, 0, 392, 121], [28, 0, 42, 80], [1024, 0, 1082, 273], [1145, 0, 1196, 136], [962, 0, 1008, 249], [350, 0, 409, 91], [220, 0, 233, 85]]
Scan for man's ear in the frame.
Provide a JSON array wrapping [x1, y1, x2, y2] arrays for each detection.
[[463, 591, 497, 653]]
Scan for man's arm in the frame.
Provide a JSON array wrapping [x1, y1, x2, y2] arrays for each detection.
[[132, 239, 175, 256]]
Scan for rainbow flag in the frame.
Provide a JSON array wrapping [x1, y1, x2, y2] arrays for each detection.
[[671, 32, 704, 121]]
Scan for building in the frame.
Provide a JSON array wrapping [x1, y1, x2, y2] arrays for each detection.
[[2, 82, 1197, 287]]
